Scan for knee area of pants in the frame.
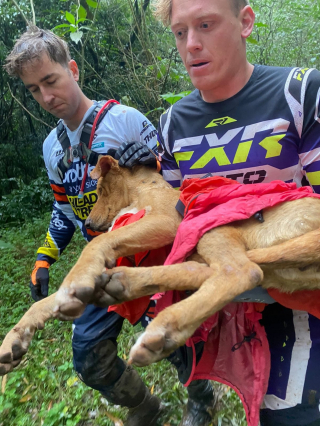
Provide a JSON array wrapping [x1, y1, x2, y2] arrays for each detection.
[[74, 339, 125, 387]]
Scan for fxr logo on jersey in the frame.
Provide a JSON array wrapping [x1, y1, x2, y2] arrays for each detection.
[[293, 68, 309, 82], [173, 118, 290, 169], [206, 116, 237, 128], [68, 191, 98, 220]]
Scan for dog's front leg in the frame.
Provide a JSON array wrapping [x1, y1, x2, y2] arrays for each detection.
[[128, 227, 264, 366], [90, 261, 213, 306], [0, 293, 65, 375], [54, 214, 179, 319]]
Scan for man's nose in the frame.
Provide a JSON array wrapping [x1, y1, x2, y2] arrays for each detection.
[[186, 29, 202, 52], [41, 87, 54, 104]]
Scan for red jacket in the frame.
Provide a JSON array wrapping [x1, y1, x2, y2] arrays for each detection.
[[155, 177, 320, 426], [108, 210, 171, 324], [109, 177, 320, 426]]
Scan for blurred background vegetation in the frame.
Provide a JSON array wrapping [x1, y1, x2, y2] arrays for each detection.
[[0, 0, 319, 424]]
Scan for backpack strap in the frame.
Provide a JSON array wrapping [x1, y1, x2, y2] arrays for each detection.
[[56, 101, 117, 181]]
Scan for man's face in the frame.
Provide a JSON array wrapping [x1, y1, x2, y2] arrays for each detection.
[[20, 53, 81, 121], [171, 0, 254, 101]]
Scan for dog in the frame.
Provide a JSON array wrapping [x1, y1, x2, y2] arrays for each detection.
[[2, 155, 320, 375]]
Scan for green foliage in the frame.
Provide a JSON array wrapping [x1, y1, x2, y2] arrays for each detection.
[[160, 90, 192, 106], [0, 172, 53, 226], [248, 0, 320, 68], [1, 1, 320, 424]]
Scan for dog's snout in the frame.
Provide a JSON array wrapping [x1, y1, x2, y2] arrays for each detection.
[[85, 218, 92, 229]]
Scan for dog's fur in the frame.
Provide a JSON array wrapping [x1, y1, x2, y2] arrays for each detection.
[[2, 155, 320, 374]]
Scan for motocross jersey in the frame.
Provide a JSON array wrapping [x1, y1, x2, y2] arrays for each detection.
[[157, 65, 320, 415], [157, 65, 320, 195], [37, 102, 158, 265]]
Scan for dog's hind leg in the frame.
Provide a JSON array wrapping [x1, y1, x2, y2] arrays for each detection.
[[247, 228, 320, 268], [0, 293, 66, 375], [88, 261, 213, 307], [128, 227, 263, 366]]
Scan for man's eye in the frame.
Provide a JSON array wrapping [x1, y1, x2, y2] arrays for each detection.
[[200, 22, 211, 29], [47, 80, 56, 85], [175, 29, 186, 39], [30, 87, 39, 93]]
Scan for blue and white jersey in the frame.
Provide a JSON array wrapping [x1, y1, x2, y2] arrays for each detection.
[[37, 102, 157, 264]]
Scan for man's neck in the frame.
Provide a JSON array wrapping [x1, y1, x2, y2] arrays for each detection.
[[200, 62, 254, 103], [65, 96, 94, 131]]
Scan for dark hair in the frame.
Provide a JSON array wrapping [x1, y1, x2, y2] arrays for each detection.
[[4, 26, 71, 77]]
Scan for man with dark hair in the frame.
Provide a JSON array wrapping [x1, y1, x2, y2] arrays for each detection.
[[153, 0, 320, 425], [5, 25, 216, 426], [5, 26, 163, 426]]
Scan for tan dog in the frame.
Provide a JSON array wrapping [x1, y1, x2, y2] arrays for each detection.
[[2, 155, 320, 374]]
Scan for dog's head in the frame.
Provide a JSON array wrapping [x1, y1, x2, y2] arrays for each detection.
[[85, 156, 131, 232]]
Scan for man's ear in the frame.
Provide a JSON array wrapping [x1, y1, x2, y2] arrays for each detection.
[[68, 60, 79, 82], [240, 5, 255, 39], [90, 155, 119, 179]]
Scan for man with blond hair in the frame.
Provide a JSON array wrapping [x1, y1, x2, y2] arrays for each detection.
[[153, 0, 320, 425]]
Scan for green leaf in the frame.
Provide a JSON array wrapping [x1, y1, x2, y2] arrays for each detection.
[[76, 18, 88, 24], [246, 35, 258, 45], [78, 5, 87, 20], [160, 90, 192, 105], [53, 23, 71, 30], [70, 30, 83, 43], [255, 22, 268, 28], [65, 11, 75, 25], [86, 0, 98, 8]]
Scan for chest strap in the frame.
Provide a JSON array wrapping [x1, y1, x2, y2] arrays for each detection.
[[56, 101, 117, 181]]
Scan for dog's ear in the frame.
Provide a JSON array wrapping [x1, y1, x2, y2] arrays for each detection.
[[90, 156, 119, 179]]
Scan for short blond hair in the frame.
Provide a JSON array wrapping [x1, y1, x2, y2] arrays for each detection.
[[4, 26, 71, 77], [153, 0, 249, 26]]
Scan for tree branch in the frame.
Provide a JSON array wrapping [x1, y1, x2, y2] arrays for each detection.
[[10, 0, 30, 26], [7, 83, 53, 129]]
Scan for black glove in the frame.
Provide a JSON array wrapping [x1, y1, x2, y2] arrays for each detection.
[[114, 141, 158, 168], [30, 261, 50, 301]]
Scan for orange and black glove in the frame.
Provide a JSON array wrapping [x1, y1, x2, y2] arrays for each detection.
[[29, 261, 50, 301]]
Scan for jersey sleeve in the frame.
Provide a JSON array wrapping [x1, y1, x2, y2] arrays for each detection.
[[294, 68, 320, 194], [37, 132, 77, 264], [36, 202, 76, 264], [157, 108, 183, 188]]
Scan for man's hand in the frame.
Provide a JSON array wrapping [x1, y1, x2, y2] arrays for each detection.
[[114, 141, 160, 169], [29, 261, 50, 301]]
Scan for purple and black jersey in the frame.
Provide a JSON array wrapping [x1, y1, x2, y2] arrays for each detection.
[[157, 65, 320, 421], [158, 65, 320, 194]]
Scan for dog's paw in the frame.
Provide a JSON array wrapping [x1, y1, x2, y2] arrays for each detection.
[[53, 287, 90, 320], [93, 269, 133, 306], [128, 325, 180, 367], [0, 326, 36, 375]]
